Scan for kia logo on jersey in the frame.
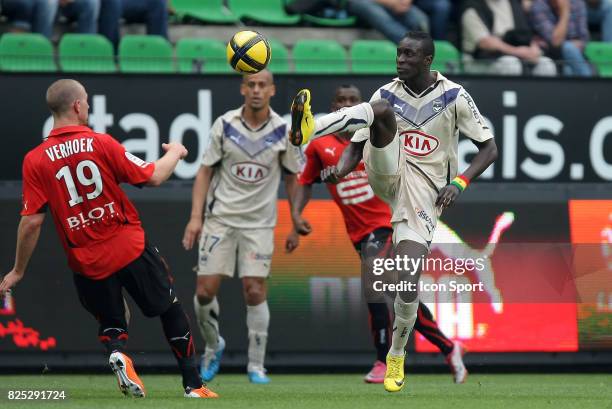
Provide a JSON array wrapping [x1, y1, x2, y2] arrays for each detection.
[[231, 162, 269, 183], [401, 130, 439, 157]]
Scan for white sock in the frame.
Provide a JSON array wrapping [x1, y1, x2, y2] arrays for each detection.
[[389, 295, 419, 356], [314, 102, 374, 138], [246, 301, 270, 372], [193, 295, 220, 351]]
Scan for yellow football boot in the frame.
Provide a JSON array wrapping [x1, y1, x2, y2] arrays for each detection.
[[289, 89, 314, 146], [384, 353, 405, 392]]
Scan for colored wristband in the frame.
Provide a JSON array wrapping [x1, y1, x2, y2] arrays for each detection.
[[450, 175, 470, 192]]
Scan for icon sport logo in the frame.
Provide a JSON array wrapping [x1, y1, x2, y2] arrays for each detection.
[[230, 162, 269, 183], [401, 130, 439, 157]]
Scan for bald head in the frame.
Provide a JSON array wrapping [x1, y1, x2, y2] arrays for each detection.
[[46, 79, 86, 117], [242, 69, 274, 85]]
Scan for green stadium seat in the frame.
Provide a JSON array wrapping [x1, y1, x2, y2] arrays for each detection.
[[0, 33, 56, 72], [267, 38, 290, 73], [293, 39, 348, 73], [350, 40, 396, 74], [302, 14, 356, 27], [59, 34, 116, 73], [585, 42, 612, 77], [172, 0, 239, 23], [119, 35, 174, 73], [176, 38, 232, 73], [431, 40, 461, 74], [230, 0, 300, 25]]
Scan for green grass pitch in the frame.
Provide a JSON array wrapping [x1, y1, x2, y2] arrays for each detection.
[[0, 374, 610, 409]]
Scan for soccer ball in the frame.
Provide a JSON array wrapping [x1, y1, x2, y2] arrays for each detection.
[[226, 30, 271, 74]]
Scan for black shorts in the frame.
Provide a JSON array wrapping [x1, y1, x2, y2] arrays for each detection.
[[73, 242, 177, 320], [354, 227, 394, 259], [356, 228, 394, 303]]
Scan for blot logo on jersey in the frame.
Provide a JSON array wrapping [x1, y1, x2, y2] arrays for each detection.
[[231, 162, 269, 183], [401, 130, 439, 157]]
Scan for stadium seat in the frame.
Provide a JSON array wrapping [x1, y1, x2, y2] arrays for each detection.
[[585, 42, 612, 77], [302, 14, 356, 27], [59, 34, 116, 73], [431, 41, 461, 74], [293, 39, 348, 73], [118, 35, 174, 73], [0, 33, 56, 72], [350, 40, 396, 74], [176, 38, 232, 73], [172, 0, 239, 23], [230, 0, 300, 25], [267, 38, 290, 73]]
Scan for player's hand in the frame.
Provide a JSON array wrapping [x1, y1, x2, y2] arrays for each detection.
[[0, 269, 24, 295], [435, 184, 461, 209], [162, 142, 188, 160], [515, 45, 541, 63], [285, 230, 300, 253], [182, 216, 203, 250], [292, 214, 312, 235], [321, 166, 341, 184]]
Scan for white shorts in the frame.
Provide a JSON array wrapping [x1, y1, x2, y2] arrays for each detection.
[[363, 134, 440, 248], [196, 218, 274, 278]]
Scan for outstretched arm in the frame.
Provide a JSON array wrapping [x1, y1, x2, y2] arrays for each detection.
[[147, 142, 188, 187], [0, 213, 46, 295]]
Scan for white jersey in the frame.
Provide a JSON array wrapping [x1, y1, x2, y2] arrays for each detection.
[[202, 106, 301, 229], [352, 72, 493, 192]]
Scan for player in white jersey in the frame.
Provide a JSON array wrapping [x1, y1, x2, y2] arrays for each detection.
[[288, 31, 498, 392], [182, 70, 302, 384]]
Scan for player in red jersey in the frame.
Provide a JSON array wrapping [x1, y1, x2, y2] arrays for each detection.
[[286, 85, 467, 384], [0, 79, 217, 399]]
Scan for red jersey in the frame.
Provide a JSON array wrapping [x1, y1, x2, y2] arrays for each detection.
[[21, 126, 155, 279], [299, 134, 391, 244]]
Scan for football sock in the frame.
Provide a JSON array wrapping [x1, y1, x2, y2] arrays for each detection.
[[246, 301, 269, 372], [389, 295, 419, 356], [367, 302, 391, 362], [160, 302, 201, 389], [413, 302, 454, 356], [193, 295, 220, 351], [98, 325, 128, 354], [314, 102, 374, 138]]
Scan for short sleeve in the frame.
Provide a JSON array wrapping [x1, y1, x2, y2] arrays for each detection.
[[456, 89, 493, 143], [202, 118, 224, 167], [461, 9, 491, 53], [298, 142, 323, 185], [101, 134, 155, 185], [281, 143, 302, 174], [21, 155, 47, 216]]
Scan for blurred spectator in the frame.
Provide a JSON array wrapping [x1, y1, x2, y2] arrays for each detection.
[[99, 0, 168, 48], [286, 0, 342, 13], [586, 0, 612, 41], [415, 0, 451, 39], [529, 0, 593, 76], [461, 0, 557, 75], [57, 0, 100, 34], [347, 0, 429, 44], [0, 0, 56, 38]]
